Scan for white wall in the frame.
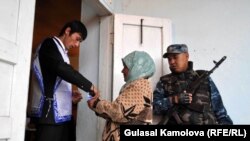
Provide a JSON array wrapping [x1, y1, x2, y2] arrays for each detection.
[[115, 0, 250, 124], [77, 0, 114, 140], [77, 2, 101, 141]]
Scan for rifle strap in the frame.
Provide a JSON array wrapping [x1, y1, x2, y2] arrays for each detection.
[[172, 111, 183, 124]]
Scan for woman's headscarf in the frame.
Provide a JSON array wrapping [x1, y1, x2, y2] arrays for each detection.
[[122, 51, 156, 83]]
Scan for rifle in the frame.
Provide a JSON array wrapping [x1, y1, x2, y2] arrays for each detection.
[[157, 56, 227, 125]]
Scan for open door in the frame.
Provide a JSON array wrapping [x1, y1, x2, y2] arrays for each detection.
[[0, 0, 36, 140]]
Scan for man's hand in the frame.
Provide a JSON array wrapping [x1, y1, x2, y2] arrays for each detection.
[[90, 85, 100, 98], [72, 90, 83, 104]]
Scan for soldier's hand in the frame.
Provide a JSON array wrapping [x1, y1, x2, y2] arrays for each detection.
[[173, 91, 192, 104]]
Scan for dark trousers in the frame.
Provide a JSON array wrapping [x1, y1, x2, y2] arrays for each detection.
[[35, 120, 75, 141]]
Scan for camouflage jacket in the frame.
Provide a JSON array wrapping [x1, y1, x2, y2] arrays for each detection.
[[153, 74, 233, 125]]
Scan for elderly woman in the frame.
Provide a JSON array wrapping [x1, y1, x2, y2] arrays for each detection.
[[87, 50, 156, 141]]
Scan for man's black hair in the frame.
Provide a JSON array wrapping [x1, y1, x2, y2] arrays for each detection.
[[59, 20, 87, 40]]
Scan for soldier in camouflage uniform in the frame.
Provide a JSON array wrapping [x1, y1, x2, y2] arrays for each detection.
[[153, 44, 233, 125]]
